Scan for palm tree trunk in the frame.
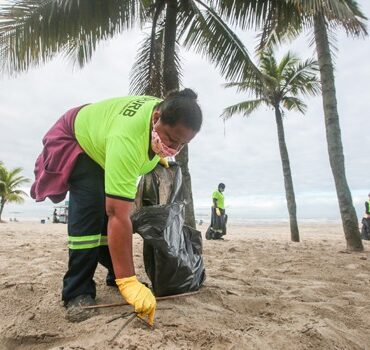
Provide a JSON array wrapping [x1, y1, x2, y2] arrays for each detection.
[[175, 145, 196, 228], [0, 200, 5, 222], [275, 106, 300, 242], [314, 14, 363, 251], [147, 2, 165, 97], [163, 0, 196, 228], [163, 1, 179, 92]]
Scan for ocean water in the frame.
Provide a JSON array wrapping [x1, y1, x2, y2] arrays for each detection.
[[3, 201, 342, 225], [194, 206, 341, 225], [2, 190, 365, 225]]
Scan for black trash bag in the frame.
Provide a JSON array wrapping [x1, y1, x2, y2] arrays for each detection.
[[132, 202, 205, 297], [132, 163, 206, 296], [360, 218, 370, 240], [205, 226, 224, 240], [205, 207, 227, 240]]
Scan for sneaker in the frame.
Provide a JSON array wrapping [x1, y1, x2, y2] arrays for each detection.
[[65, 294, 97, 322], [106, 271, 117, 287], [106, 279, 117, 287]]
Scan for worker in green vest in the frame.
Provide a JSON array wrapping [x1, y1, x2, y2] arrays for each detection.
[[365, 193, 370, 218], [361, 193, 370, 240], [210, 183, 227, 239], [31, 88, 203, 324]]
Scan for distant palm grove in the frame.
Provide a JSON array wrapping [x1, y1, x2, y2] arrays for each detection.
[[0, 162, 29, 222], [0, 0, 367, 250]]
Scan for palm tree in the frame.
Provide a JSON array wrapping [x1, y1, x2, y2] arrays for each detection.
[[128, 0, 264, 227], [0, 162, 30, 222], [213, 0, 367, 250], [130, 0, 196, 226], [222, 50, 320, 242], [0, 0, 262, 228], [312, 11, 367, 251]]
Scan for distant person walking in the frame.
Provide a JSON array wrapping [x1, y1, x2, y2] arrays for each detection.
[[206, 183, 227, 240], [52, 209, 58, 223]]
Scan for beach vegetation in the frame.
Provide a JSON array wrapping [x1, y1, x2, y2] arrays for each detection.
[[0, 162, 30, 223], [222, 50, 320, 242]]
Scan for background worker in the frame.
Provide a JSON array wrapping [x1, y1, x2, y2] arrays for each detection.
[[365, 193, 370, 218], [361, 193, 370, 240], [52, 209, 58, 223], [31, 89, 203, 323], [210, 183, 227, 239]]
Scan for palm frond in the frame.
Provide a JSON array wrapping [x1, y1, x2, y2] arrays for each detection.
[[129, 25, 182, 97], [0, 161, 6, 178], [260, 50, 279, 78], [223, 49, 319, 118], [281, 96, 307, 114], [326, 25, 339, 61], [215, 0, 366, 35], [290, 0, 367, 36], [277, 51, 299, 75], [11, 189, 29, 196], [211, 0, 307, 50], [307, 15, 339, 63], [221, 99, 266, 120], [281, 57, 320, 96], [257, 1, 307, 50], [6, 191, 27, 203], [0, 181, 5, 193], [211, 0, 275, 31], [223, 80, 264, 96], [9, 176, 30, 189], [130, 7, 165, 96], [258, 50, 282, 94], [7, 166, 23, 177], [0, 0, 148, 74], [253, 0, 367, 52], [182, 0, 262, 83]]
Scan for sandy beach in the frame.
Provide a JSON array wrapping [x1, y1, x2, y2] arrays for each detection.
[[0, 222, 369, 350]]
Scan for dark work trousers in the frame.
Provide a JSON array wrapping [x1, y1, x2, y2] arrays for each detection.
[[62, 153, 115, 302]]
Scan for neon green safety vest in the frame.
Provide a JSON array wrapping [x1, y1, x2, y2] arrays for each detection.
[[212, 190, 225, 209], [75, 96, 161, 200]]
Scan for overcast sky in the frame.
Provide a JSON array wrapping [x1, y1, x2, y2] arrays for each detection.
[[1, 1, 370, 222]]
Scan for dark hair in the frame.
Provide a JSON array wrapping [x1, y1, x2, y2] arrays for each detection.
[[157, 88, 202, 131], [218, 183, 225, 189]]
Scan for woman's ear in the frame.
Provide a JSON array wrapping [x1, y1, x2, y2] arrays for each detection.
[[152, 109, 161, 125]]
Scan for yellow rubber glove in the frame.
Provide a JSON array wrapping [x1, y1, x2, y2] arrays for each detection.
[[116, 276, 156, 326], [159, 157, 169, 168], [215, 207, 221, 216]]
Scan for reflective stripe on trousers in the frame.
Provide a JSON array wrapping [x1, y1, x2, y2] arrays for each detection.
[[68, 234, 108, 250]]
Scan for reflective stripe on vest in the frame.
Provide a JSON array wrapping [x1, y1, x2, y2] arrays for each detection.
[[68, 234, 107, 250]]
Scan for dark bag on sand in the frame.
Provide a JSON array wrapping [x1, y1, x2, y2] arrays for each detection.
[[361, 218, 370, 240], [205, 207, 227, 240], [132, 163, 206, 297]]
